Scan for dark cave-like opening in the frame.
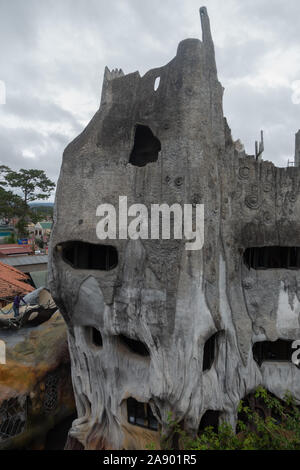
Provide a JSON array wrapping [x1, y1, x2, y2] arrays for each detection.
[[60, 241, 118, 271], [92, 327, 103, 348], [252, 339, 294, 366], [129, 124, 161, 167], [243, 246, 300, 270], [203, 332, 219, 371], [119, 334, 150, 357], [198, 410, 220, 435], [85, 327, 103, 348], [237, 390, 284, 429]]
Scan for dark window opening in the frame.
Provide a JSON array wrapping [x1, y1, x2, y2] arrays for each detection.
[[85, 327, 103, 348], [0, 397, 27, 441], [237, 391, 283, 430], [244, 247, 300, 270], [203, 332, 219, 371], [253, 339, 293, 366], [129, 125, 161, 167], [119, 334, 150, 357], [127, 398, 158, 431], [60, 241, 118, 270], [198, 410, 220, 435], [92, 327, 103, 347]]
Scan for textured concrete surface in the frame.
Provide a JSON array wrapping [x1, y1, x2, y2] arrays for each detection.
[[295, 130, 300, 167], [49, 7, 300, 449]]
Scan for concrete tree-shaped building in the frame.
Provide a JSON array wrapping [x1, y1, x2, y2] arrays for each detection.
[[49, 8, 300, 449]]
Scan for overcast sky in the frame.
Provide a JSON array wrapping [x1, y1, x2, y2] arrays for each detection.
[[0, 0, 300, 201]]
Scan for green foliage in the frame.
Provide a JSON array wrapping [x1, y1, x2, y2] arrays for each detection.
[[15, 218, 29, 238], [0, 186, 26, 218], [0, 165, 10, 187], [0, 166, 55, 221], [4, 168, 55, 204], [30, 205, 53, 223], [3, 232, 17, 244], [154, 388, 300, 451], [35, 238, 44, 249]]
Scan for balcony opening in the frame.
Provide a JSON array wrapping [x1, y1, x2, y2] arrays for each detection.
[[60, 241, 118, 271], [127, 398, 158, 431], [129, 125, 161, 167], [203, 332, 219, 371], [119, 334, 150, 357], [198, 410, 220, 435], [243, 247, 300, 270], [253, 339, 293, 366]]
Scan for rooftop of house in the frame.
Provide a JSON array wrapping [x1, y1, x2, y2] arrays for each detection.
[[1, 255, 48, 267], [0, 261, 34, 300], [36, 222, 52, 230], [0, 244, 32, 257]]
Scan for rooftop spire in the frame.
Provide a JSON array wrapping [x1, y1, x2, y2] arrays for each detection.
[[199, 6, 213, 44], [199, 6, 217, 74], [295, 130, 300, 167]]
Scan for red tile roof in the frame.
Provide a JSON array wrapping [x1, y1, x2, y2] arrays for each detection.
[[0, 261, 34, 300], [0, 244, 32, 257]]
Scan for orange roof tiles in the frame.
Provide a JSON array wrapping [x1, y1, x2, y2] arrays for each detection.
[[0, 261, 34, 300]]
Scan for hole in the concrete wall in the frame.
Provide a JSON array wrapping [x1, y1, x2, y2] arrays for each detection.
[[203, 332, 219, 371], [129, 125, 161, 167], [60, 241, 118, 271], [119, 334, 150, 357], [154, 76, 160, 91], [127, 398, 158, 431], [253, 339, 294, 366], [237, 390, 286, 430], [92, 327, 103, 347], [243, 247, 300, 270], [198, 410, 220, 435], [85, 327, 103, 349], [238, 390, 300, 434]]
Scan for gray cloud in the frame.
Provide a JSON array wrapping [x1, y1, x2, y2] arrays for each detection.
[[0, 0, 299, 201]]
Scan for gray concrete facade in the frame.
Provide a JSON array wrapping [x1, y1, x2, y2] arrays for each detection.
[[49, 7, 300, 450]]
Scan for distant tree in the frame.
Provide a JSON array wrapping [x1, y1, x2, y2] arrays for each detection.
[[0, 165, 10, 187], [0, 186, 26, 219], [15, 218, 29, 238], [4, 168, 55, 205], [35, 237, 45, 249], [30, 205, 53, 223]]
